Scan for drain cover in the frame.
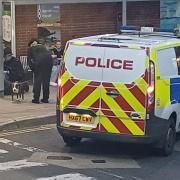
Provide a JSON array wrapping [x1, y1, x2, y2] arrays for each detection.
[[47, 156, 72, 160], [91, 160, 106, 163]]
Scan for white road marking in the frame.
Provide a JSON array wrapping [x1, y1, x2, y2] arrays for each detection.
[[0, 124, 55, 137], [0, 159, 46, 172], [0, 138, 45, 152], [36, 173, 95, 180], [132, 176, 143, 180], [97, 169, 124, 179], [0, 149, 8, 154]]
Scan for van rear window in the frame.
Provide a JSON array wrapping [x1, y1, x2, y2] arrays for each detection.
[[157, 48, 178, 77], [65, 44, 146, 83]]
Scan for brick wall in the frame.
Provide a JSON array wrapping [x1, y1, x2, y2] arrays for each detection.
[[127, 1, 160, 27], [16, 5, 38, 56], [14, 2, 160, 55], [60, 3, 121, 46], [60, 1, 160, 46]]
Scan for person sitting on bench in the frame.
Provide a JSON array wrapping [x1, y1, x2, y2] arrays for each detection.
[[3, 47, 27, 95]]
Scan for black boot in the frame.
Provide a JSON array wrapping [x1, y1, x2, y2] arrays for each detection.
[[32, 99, 40, 104], [41, 99, 49, 103]]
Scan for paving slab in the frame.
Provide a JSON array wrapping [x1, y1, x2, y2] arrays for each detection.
[[0, 85, 57, 131]]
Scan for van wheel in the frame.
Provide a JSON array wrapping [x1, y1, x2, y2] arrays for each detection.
[[62, 135, 81, 146], [158, 121, 176, 156]]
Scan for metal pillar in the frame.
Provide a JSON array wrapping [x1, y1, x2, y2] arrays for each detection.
[[122, 0, 127, 26], [11, 0, 16, 56], [0, 0, 4, 96]]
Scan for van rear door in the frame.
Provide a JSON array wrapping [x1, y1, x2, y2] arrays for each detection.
[[100, 47, 148, 136], [60, 42, 104, 131]]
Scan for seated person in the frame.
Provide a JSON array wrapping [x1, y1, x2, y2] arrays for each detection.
[[3, 47, 26, 95]]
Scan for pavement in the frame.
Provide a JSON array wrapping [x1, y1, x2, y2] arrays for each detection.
[[0, 85, 57, 132]]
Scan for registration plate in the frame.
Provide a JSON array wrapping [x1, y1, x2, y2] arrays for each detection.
[[68, 113, 94, 124]]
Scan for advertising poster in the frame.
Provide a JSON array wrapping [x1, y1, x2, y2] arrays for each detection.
[[160, 0, 180, 29], [2, 10, 11, 43]]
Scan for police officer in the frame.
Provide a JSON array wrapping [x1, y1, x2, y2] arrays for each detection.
[[27, 40, 53, 104]]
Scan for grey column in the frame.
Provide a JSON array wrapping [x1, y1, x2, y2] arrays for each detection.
[[0, 0, 4, 96], [122, 0, 127, 26]]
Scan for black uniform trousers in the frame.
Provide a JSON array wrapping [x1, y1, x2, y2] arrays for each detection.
[[33, 69, 52, 101]]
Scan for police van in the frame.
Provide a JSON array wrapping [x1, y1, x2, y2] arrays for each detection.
[[57, 26, 180, 156]]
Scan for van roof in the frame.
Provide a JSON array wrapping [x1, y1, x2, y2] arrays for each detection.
[[72, 33, 180, 48]]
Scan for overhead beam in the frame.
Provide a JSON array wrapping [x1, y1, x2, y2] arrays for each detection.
[[2, 0, 159, 5]]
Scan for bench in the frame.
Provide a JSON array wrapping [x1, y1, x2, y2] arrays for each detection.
[[19, 56, 33, 82], [19, 56, 31, 72]]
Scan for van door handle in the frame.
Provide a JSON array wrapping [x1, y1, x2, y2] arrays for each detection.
[[106, 90, 120, 97], [130, 112, 141, 119]]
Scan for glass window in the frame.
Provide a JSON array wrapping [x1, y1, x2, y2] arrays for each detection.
[[157, 48, 178, 77], [37, 4, 61, 48], [174, 46, 180, 75]]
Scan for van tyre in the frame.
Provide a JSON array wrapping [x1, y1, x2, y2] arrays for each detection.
[[62, 135, 81, 146], [158, 120, 176, 156]]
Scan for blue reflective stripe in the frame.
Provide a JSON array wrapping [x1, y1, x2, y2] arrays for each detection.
[[170, 77, 180, 104]]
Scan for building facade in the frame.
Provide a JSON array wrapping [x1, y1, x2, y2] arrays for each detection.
[[160, 0, 180, 29], [2, 0, 160, 56]]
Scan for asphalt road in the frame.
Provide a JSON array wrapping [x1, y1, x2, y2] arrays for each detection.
[[0, 124, 180, 180]]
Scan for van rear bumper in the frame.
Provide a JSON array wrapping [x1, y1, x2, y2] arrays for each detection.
[[57, 110, 169, 144], [57, 126, 156, 144]]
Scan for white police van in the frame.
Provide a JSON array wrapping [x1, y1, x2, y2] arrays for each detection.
[[57, 26, 180, 156]]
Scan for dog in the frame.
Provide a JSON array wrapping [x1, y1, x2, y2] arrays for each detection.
[[11, 81, 29, 101]]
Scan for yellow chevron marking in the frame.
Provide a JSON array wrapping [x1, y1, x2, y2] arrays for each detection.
[[134, 78, 148, 95], [78, 88, 100, 109], [78, 89, 100, 131], [145, 55, 149, 69], [80, 127, 93, 131], [61, 81, 90, 111], [61, 86, 100, 131], [123, 121, 144, 135], [101, 88, 144, 135], [113, 84, 145, 113], [71, 41, 85, 46], [102, 88, 128, 118], [61, 122, 70, 128], [128, 45, 142, 49], [100, 113, 120, 134], [63, 49, 69, 62], [61, 71, 71, 87]]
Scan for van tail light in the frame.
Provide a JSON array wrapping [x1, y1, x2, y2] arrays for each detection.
[[57, 72, 62, 100], [147, 61, 155, 113], [57, 61, 66, 98]]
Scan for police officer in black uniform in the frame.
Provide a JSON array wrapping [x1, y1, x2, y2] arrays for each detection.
[[27, 40, 53, 104]]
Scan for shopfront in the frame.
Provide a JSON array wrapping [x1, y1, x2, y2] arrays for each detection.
[[2, 0, 160, 56]]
